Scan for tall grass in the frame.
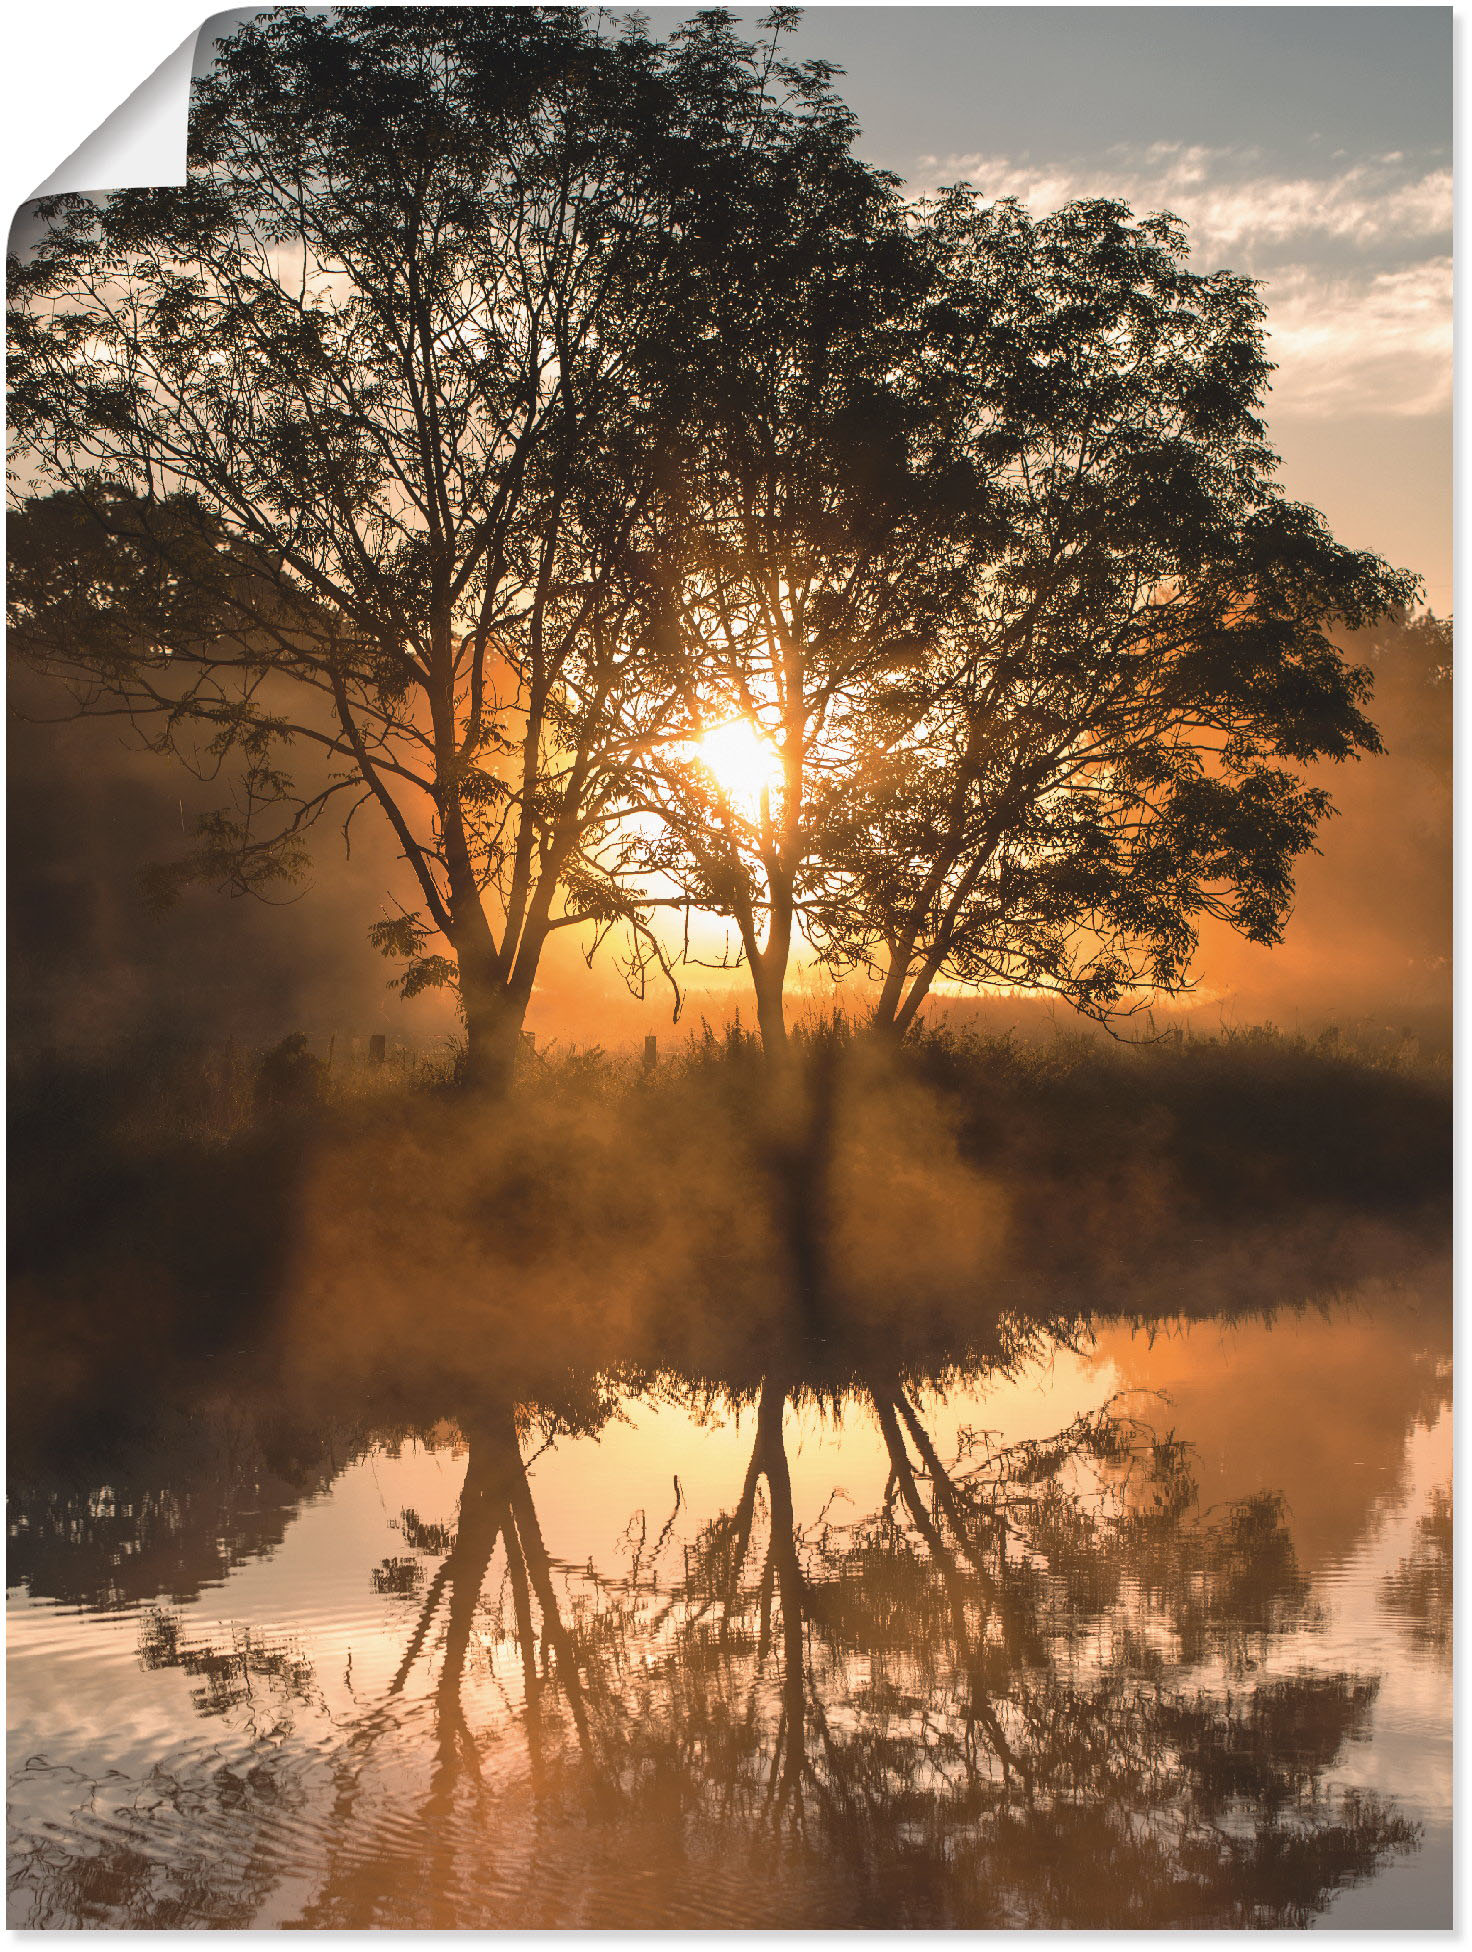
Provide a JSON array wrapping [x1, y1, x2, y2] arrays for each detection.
[[8, 1010, 1450, 1456]]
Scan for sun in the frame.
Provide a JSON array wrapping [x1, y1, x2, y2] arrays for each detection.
[[694, 717, 784, 813]]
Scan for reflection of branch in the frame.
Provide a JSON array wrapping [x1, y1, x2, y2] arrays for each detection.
[[388, 1559, 453, 1696], [724, 1429, 766, 1612], [754, 1377, 809, 1820], [503, 1512, 545, 1771], [427, 1436, 506, 1807], [868, 1387, 1032, 1793], [891, 1385, 1006, 1594], [297, 1403, 613, 1924], [419, 1408, 612, 1798], [505, 1460, 603, 1782]]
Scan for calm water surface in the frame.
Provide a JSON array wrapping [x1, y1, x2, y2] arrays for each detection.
[[7, 1271, 1451, 1929]]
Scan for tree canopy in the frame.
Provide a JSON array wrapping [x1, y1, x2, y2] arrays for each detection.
[[10, 6, 883, 1085], [811, 193, 1419, 1038], [8, 6, 1419, 1078]]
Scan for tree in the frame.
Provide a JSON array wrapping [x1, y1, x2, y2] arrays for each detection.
[[625, 179, 1412, 1054], [15, 1362, 1413, 1929], [7, 6, 880, 1092], [10, 12, 1418, 1085], [623, 104, 977, 1056], [809, 193, 1419, 1040]]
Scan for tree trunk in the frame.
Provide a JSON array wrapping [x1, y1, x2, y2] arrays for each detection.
[[755, 1376, 808, 1814], [753, 965, 788, 1056], [750, 906, 793, 1058], [867, 1002, 908, 1048], [459, 969, 527, 1098], [870, 965, 931, 1046]]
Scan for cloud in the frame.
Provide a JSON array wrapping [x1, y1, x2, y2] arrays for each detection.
[[912, 143, 1450, 262], [909, 143, 1451, 419], [1264, 259, 1452, 419]]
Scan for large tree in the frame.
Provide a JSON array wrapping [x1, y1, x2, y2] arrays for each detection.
[[802, 193, 1420, 1040], [7, 6, 877, 1091], [623, 182, 1413, 1054], [622, 108, 983, 1056], [10, 14, 1418, 1080]]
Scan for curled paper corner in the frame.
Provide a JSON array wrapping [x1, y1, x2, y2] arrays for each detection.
[[29, 29, 198, 203]]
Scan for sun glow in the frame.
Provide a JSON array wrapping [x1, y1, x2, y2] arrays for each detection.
[[694, 718, 784, 814]]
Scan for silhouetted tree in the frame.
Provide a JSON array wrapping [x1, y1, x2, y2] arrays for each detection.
[[10, 11, 1418, 1079], [629, 179, 1417, 1052], [7, 7, 893, 1092], [810, 194, 1419, 1039], [623, 89, 962, 1054]]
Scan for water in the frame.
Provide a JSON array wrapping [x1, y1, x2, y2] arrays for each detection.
[[7, 1263, 1451, 1929]]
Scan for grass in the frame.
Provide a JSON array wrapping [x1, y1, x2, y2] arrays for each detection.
[[8, 1011, 1450, 1446], [10, 1013, 1449, 1267]]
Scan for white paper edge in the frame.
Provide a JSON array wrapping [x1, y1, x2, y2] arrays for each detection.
[[28, 27, 199, 203]]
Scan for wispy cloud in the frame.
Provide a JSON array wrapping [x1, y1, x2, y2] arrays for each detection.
[[910, 144, 1451, 419], [1264, 259, 1452, 419], [913, 143, 1450, 260]]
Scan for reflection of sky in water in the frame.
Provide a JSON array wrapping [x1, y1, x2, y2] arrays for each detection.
[[7, 1289, 1451, 1930]]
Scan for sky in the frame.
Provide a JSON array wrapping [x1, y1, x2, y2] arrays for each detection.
[[635, 6, 1453, 614]]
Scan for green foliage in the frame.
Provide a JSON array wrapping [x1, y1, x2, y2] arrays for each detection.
[[368, 913, 458, 999], [138, 811, 310, 914]]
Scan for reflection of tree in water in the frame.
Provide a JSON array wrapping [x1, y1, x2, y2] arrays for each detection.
[[9, 1584, 331, 1927], [7, 1406, 367, 1930], [589, 1373, 1411, 1928], [9, 1371, 1421, 1929], [296, 1373, 1416, 1927], [1381, 1482, 1452, 1656], [8, 1407, 362, 1611], [7, 1752, 307, 1929], [296, 1397, 620, 1929], [139, 1608, 321, 1733]]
